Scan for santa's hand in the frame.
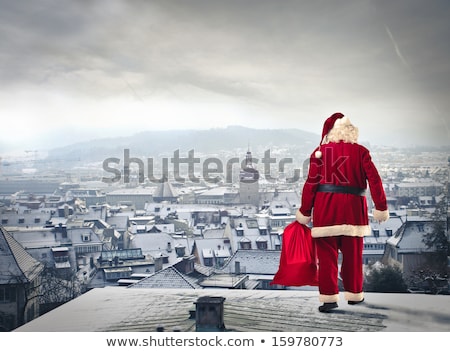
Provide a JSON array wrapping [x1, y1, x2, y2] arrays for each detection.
[[296, 209, 311, 224], [373, 209, 389, 223]]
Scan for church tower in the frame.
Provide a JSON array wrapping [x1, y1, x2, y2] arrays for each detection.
[[239, 149, 260, 208]]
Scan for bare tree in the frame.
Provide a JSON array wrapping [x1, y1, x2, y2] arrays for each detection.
[[37, 265, 87, 315], [422, 194, 449, 276], [7, 264, 87, 327]]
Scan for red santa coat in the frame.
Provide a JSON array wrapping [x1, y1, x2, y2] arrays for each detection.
[[297, 141, 389, 238]]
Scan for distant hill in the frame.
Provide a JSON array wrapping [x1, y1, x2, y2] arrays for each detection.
[[45, 126, 319, 164]]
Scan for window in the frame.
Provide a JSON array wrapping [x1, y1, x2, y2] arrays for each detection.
[[54, 254, 69, 263], [1, 219, 7, 225], [0, 287, 16, 303], [18, 218, 25, 224], [34, 218, 41, 224], [256, 241, 268, 250], [373, 229, 379, 237], [239, 241, 251, 250], [82, 234, 91, 242], [216, 257, 226, 267]]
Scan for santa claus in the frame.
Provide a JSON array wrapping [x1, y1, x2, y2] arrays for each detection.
[[296, 112, 389, 313]]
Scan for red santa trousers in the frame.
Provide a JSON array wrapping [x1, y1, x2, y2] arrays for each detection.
[[315, 236, 364, 303]]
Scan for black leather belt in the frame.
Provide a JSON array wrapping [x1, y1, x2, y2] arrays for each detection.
[[317, 184, 366, 196]]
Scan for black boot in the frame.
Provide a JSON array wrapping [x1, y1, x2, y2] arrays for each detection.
[[318, 302, 338, 313], [348, 298, 365, 305]]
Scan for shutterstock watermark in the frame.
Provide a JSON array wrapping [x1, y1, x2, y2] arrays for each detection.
[[101, 148, 349, 185], [102, 149, 304, 184]]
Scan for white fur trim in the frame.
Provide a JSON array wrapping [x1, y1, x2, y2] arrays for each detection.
[[296, 209, 311, 224], [311, 224, 371, 238], [373, 209, 389, 222], [334, 115, 349, 126], [319, 294, 339, 303], [344, 291, 364, 302]]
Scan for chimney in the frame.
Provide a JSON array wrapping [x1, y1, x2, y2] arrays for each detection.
[[175, 244, 186, 257], [235, 261, 240, 274], [174, 256, 194, 275], [154, 255, 163, 272], [194, 296, 226, 332]]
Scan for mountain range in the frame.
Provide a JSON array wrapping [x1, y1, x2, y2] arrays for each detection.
[[45, 126, 320, 165]]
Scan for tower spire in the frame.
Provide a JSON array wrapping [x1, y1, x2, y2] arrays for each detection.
[[245, 146, 253, 168]]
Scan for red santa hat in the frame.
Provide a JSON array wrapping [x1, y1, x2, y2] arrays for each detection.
[[315, 112, 345, 158]]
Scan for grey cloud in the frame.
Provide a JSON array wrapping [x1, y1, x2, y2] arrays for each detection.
[[0, 0, 449, 146]]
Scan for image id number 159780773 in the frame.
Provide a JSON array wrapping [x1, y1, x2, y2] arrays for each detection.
[[271, 336, 343, 347]]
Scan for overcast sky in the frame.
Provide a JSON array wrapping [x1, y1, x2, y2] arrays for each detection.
[[1, 0, 449, 154]]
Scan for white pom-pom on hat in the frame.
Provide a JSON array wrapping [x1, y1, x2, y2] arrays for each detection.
[[333, 115, 349, 126], [315, 150, 322, 158]]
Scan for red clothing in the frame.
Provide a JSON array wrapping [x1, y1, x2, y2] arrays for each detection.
[[297, 113, 389, 305], [270, 221, 318, 287], [315, 236, 364, 302], [298, 142, 388, 238]]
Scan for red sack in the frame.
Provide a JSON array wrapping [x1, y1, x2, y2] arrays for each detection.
[[270, 221, 318, 286]]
